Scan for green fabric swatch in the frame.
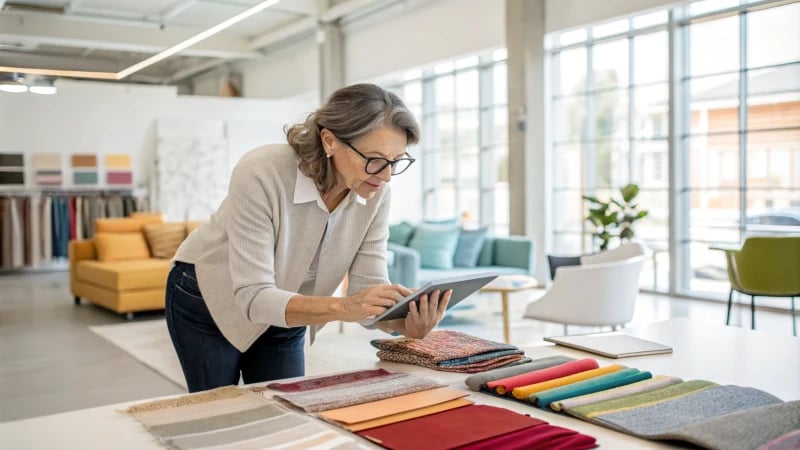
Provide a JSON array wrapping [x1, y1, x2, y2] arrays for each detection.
[[566, 379, 717, 420], [73, 171, 98, 185]]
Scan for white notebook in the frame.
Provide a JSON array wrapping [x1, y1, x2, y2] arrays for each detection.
[[543, 333, 673, 359]]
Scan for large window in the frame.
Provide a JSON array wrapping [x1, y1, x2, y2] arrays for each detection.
[[386, 50, 509, 235], [548, 0, 800, 299]]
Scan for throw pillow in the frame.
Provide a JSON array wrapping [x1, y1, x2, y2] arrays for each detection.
[[423, 218, 460, 226], [388, 221, 415, 246], [407, 223, 461, 269], [454, 227, 489, 268], [94, 232, 151, 262], [547, 255, 582, 280], [143, 223, 187, 259]]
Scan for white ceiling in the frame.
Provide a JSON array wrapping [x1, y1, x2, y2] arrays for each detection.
[[0, 0, 380, 84]]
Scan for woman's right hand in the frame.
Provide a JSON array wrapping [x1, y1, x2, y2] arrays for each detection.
[[340, 284, 412, 322]]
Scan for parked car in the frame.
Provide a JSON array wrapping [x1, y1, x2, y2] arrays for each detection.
[[745, 210, 800, 236]]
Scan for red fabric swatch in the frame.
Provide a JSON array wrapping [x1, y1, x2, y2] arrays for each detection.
[[455, 424, 597, 450], [486, 358, 599, 394], [356, 404, 546, 450], [107, 171, 132, 185], [265, 369, 393, 392]]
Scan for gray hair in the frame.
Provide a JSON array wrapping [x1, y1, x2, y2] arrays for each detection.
[[286, 83, 420, 193]]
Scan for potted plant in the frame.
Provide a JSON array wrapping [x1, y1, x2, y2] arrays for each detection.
[[583, 184, 649, 251]]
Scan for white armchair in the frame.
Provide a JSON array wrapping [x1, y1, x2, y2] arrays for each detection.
[[523, 242, 647, 334]]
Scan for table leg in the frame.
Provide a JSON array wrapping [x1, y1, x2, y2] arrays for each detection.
[[502, 292, 510, 343]]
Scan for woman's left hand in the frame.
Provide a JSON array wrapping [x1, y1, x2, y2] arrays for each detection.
[[402, 289, 451, 339]]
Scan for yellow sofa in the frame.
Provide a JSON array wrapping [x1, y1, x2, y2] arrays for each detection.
[[69, 214, 202, 319]]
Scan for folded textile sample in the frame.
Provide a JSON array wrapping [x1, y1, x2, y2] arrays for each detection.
[[759, 428, 800, 450], [370, 330, 526, 373], [265, 368, 393, 392], [464, 355, 576, 391], [273, 371, 445, 412], [535, 368, 653, 409], [549, 374, 682, 412], [511, 364, 625, 400], [486, 358, 599, 395], [126, 387, 364, 450], [357, 404, 597, 450]]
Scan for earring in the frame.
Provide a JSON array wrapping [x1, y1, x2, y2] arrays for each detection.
[[326, 153, 332, 158]]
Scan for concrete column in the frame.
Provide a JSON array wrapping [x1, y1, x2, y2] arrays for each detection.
[[506, 0, 548, 283], [317, 20, 345, 102]]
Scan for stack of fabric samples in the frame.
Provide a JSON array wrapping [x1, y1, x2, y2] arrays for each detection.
[[465, 355, 800, 450], [124, 386, 364, 449], [370, 330, 527, 373], [267, 368, 598, 450]]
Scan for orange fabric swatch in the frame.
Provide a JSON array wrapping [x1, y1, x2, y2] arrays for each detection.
[[319, 386, 468, 424], [71, 154, 97, 168], [337, 398, 474, 432], [511, 364, 624, 400]]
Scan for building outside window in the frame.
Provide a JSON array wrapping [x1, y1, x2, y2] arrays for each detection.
[[548, 0, 799, 301]]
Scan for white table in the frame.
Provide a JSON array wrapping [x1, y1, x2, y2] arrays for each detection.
[[2, 319, 798, 450]]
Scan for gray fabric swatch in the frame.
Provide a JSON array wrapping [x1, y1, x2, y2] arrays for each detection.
[[593, 385, 783, 438], [275, 372, 445, 412], [148, 403, 286, 437], [464, 355, 576, 391], [660, 400, 800, 450], [168, 413, 307, 449]]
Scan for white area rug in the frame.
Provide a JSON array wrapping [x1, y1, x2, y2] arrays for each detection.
[[89, 319, 396, 392]]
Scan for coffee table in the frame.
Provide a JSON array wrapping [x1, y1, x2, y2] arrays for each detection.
[[479, 274, 539, 343]]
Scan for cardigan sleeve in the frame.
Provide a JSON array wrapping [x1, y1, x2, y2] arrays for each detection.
[[225, 158, 296, 328], [346, 186, 392, 295]]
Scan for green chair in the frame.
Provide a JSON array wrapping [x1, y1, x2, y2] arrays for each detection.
[[723, 236, 800, 336]]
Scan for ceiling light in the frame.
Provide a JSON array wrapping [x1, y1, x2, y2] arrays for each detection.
[[0, 83, 28, 93], [0, 0, 280, 82], [30, 85, 57, 95]]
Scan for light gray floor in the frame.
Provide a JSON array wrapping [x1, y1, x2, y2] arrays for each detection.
[[0, 270, 796, 423]]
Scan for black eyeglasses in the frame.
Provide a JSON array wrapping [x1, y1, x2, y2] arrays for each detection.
[[343, 141, 416, 176]]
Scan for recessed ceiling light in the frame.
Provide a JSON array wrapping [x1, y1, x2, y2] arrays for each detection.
[[0, 83, 28, 93], [30, 85, 57, 95]]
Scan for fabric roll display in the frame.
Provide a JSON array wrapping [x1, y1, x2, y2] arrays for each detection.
[[370, 330, 526, 373], [486, 358, 599, 395]]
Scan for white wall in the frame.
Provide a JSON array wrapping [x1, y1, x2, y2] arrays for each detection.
[[237, 35, 319, 99], [0, 80, 315, 195], [344, 0, 505, 83], [545, 0, 681, 33]]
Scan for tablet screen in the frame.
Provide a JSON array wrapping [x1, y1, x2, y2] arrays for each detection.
[[360, 272, 499, 326]]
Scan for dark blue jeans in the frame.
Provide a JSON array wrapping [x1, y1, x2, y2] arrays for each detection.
[[165, 261, 306, 392]]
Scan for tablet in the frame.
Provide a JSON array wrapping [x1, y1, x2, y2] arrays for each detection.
[[360, 272, 499, 327]]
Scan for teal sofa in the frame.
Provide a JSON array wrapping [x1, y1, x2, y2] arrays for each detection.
[[385, 221, 536, 289]]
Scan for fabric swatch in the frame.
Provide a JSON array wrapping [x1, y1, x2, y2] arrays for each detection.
[[487, 358, 599, 395], [73, 171, 98, 185], [0, 171, 24, 185], [371, 330, 525, 373], [167, 413, 309, 448], [274, 372, 445, 412], [536, 368, 653, 409], [148, 403, 286, 437], [567, 380, 717, 420], [0, 153, 24, 166], [592, 385, 783, 439], [31, 153, 61, 170], [340, 398, 474, 432], [760, 429, 800, 450], [464, 355, 576, 391], [357, 404, 547, 450], [319, 386, 468, 424], [105, 154, 132, 169], [658, 400, 800, 450], [134, 391, 269, 427], [71, 154, 97, 168], [551, 374, 682, 412], [454, 423, 598, 450], [266, 368, 393, 392], [107, 171, 132, 184], [35, 170, 62, 186], [512, 364, 625, 400]]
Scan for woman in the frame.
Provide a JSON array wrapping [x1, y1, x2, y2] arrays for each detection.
[[167, 83, 451, 393]]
